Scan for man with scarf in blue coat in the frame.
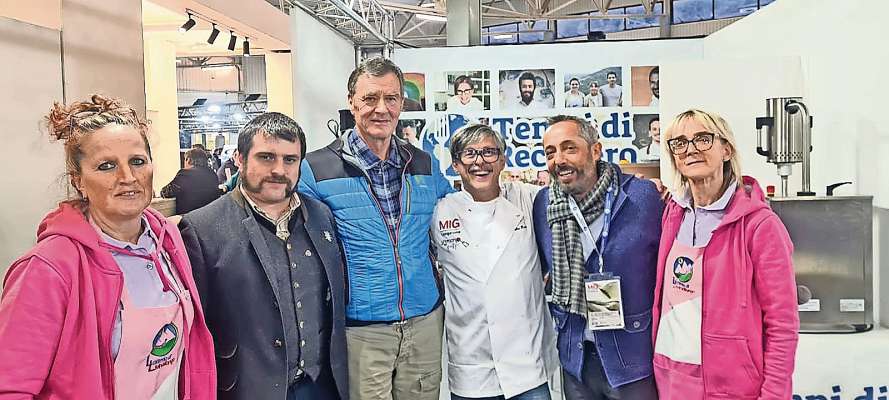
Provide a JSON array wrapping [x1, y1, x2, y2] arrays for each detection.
[[533, 115, 663, 399]]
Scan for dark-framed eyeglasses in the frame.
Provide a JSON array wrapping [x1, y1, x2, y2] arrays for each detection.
[[455, 88, 474, 95], [667, 132, 717, 155], [459, 147, 501, 164], [358, 94, 402, 109]]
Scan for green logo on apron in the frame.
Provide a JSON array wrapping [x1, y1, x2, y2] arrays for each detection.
[[672, 256, 694, 284], [150, 323, 179, 357]]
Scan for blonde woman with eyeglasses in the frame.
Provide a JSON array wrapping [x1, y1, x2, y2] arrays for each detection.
[[651, 109, 799, 399]]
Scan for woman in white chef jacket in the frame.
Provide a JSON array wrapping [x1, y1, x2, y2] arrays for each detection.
[[431, 124, 558, 400]]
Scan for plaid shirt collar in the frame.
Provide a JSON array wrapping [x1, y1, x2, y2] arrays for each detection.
[[348, 129, 402, 170]]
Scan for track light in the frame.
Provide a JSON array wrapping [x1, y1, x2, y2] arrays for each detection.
[[227, 31, 237, 51], [207, 24, 220, 44], [243, 37, 251, 57], [179, 13, 196, 32]]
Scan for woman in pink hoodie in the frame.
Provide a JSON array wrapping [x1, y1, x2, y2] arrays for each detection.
[[652, 109, 798, 399], [0, 95, 216, 399]]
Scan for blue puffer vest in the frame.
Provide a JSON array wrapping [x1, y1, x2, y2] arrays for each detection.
[[299, 134, 454, 322]]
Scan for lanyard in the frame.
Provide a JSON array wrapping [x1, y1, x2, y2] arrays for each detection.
[[567, 182, 617, 274]]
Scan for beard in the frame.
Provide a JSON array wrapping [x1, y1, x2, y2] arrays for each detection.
[[521, 91, 534, 104], [551, 163, 597, 197]]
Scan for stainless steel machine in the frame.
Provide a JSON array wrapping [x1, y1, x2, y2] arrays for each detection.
[[756, 97, 874, 332], [768, 196, 873, 332], [756, 97, 815, 197]]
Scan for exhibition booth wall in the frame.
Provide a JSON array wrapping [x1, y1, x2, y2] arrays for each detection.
[[1, 0, 147, 271], [290, 5, 356, 152]]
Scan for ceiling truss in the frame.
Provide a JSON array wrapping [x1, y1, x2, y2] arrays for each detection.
[[268, 0, 665, 48]]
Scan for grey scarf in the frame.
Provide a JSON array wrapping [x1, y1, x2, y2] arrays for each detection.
[[546, 161, 617, 316]]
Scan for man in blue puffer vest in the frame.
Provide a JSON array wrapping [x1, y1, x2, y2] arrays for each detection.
[[299, 57, 453, 400]]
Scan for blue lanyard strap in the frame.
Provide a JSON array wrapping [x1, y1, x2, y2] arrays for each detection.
[[597, 182, 617, 273], [567, 180, 618, 274]]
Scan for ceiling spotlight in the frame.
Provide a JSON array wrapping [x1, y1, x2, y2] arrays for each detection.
[[243, 37, 251, 57], [227, 31, 237, 51], [179, 13, 196, 32], [207, 24, 220, 44]]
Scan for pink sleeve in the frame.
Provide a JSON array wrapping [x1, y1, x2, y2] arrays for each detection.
[[0, 256, 70, 399], [750, 214, 800, 400]]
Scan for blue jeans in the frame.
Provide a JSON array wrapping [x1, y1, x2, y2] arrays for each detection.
[[451, 383, 552, 400]]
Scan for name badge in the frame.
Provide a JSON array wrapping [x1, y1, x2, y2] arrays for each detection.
[[584, 273, 625, 331]]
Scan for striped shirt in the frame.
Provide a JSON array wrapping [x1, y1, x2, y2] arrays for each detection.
[[348, 129, 404, 232]]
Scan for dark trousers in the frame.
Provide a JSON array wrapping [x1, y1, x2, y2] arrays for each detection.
[[451, 383, 552, 400], [288, 370, 339, 400], [562, 342, 658, 400]]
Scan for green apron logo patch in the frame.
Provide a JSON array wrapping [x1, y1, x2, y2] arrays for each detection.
[[147, 323, 179, 371]]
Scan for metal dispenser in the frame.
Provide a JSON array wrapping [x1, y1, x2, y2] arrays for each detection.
[[755, 97, 815, 197], [756, 98, 874, 332]]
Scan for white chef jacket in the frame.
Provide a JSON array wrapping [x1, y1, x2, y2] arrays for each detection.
[[431, 182, 558, 398]]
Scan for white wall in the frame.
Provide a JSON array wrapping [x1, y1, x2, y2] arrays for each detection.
[[265, 52, 295, 117], [290, 7, 354, 151], [0, 17, 65, 271], [681, 0, 889, 205], [62, 0, 147, 114], [659, 56, 806, 191], [144, 36, 181, 193], [0, 0, 61, 30]]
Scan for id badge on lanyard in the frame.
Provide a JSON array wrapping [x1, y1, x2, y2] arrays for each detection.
[[584, 274, 625, 330], [569, 183, 625, 331]]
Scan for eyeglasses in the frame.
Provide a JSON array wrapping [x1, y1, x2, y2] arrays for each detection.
[[459, 147, 501, 164], [666, 132, 717, 155], [358, 94, 402, 109], [455, 88, 474, 95]]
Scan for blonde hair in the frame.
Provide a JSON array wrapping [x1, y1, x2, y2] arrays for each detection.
[[662, 109, 742, 192]]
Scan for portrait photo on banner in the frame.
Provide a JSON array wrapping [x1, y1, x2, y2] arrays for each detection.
[[631, 113, 661, 162], [562, 67, 620, 109], [433, 71, 491, 112], [397, 118, 426, 148], [631, 65, 659, 107], [403, 72, 427, 111], [499, 69, 556, 110]]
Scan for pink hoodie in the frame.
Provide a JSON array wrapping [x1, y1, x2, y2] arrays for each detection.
[[0, 203, 216, 399], [652, 176, 799, 399]]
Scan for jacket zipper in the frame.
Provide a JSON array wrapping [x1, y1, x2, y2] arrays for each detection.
[[105, 277, 122, 398], [351, 148, 413, 321]]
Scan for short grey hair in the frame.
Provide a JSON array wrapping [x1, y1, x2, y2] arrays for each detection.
[[347, 57, 405, 97], [449, 123, 507, 162], [546, 115, 599, 145]]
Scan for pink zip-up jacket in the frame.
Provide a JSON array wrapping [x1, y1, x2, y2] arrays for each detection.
[[0, 203, 216, 399], [652, 176, 799, 399]]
